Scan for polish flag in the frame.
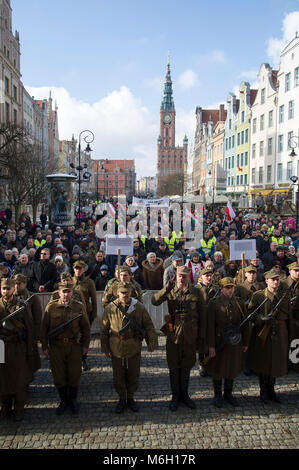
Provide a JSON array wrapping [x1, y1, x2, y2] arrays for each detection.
[[226, 201, 236, 221], [237, 166, 243, 172]]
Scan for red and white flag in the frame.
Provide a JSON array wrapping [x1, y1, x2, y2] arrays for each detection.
[[225, 201, 236, 221]]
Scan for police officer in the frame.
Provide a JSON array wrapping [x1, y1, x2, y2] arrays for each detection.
[[100, 283, 158, 414], [152, 266, 206, 411], [246, 269, 291, 403], [205, 277, 248, 408], [41, 279, 90, 415], [73, 260, 97, 371], [14, 273, 42, 384], [0, 278, 34, 421]]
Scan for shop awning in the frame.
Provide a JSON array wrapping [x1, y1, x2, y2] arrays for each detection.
[[248, 188, 291, 196]]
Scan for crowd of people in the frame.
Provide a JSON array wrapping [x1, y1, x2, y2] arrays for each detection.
[[0, 202, 298, 421]]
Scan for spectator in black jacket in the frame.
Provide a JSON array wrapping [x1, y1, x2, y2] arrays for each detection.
[[29, 247, 58, 292], [94, 265, 112, 291], [262, 242, 279, 272]]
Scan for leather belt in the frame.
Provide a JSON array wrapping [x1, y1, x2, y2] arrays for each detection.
[[110, 331, 134, 340], [56, 337, 76, 344]]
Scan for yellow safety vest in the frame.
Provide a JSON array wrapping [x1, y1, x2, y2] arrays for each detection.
[[271, 236, 284, 246], [200, 239, 214, 254]]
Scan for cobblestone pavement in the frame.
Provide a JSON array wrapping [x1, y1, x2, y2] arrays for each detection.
[[0, 335, 298, 450]]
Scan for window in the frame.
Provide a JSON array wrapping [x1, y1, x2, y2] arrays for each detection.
[[268, 110, 273, 127], [237, 133, 240, 145], [241, 111, 245, 123], [268, 137, 273, 155], [237, 175, 239, 185], [237, 154, 240, 167], [251, 168, 256, 184], [295, 67, 299, 87], [229, 136, 231, 149], [240, 174, 243, 184], [244, 174, 248, 185], [288, 131, 294, 149], [260, 114, 264, 131], [241, 131, 244, 144], [241, 153, 244, 166], [287, 161, 293, 180], [225, 158, 228, 170], [245, 151, 248, 166], [5, 77, 9, 94], [232, 155, 235, 168], [13, 85, 17, 101], [288, 100, 294, 119], [261, 88, 265, 104], [226, 139, 228, 151], [259, 141, 264, 157], [279, 105, 284, 123], [285, 72, 291, 92], [253, 118, 257, 133], [252, 143, 256, 159], [229, 119, 232, 130], [228, 157, 231, 169], [228, 176, 231, 186], [278, 135, 283, 153], [231, 176, 234, 186], [267, 165, 272, 183], [259, 167, 264, 184], [232, 135, 235, 148], [277, 163, 283, 182]]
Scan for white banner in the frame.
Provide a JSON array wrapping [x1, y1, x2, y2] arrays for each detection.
[[132, 197, 170, 207], [105, 235, 133, 256], [229, 239, 257, 261]]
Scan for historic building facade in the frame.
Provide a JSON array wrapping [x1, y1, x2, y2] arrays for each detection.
[[157, 58, 188, 196]]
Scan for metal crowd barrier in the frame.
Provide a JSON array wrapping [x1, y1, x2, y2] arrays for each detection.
[[37, 291, 168, 333]]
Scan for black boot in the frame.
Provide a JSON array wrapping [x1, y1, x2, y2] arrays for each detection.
[[127, 398, 139, 412], [69, 387, 80, 414], [213, 379, 223, 408], [259, 374, 270, 404], [180, 369, 196, 409], [56, 387, 69, 415], [169, 369, 180, 411], [267, 376, 282, 403], [223, 379, 238, 407], [115, 399, 126, 414]]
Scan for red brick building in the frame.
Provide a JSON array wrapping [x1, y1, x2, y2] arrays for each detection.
[[157, 58, 188, 196], [93, 159, 136, 201]]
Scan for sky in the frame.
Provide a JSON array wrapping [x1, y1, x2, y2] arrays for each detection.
[[12, 0, 299, 177]]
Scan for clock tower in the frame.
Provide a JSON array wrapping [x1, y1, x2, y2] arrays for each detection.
[[157, 57, 188, 196]]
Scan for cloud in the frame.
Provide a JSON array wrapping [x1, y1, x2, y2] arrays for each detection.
[[267, 11, 299, 66], [197, 49, 227, 65], [27, 85, 158, 177], [237, 69, 259, 81], [177, 69, 199, 90]]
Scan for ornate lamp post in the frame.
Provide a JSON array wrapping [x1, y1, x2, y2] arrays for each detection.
[[70, 130, 94, 221]]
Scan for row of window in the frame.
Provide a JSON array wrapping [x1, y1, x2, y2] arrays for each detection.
[[227, 162, 294, 187], [225, 129, 249, 150], [285, 68, 299, 91], [227, 174, 248, 186], [252, 103, 294, 132], [4, 77, 18, 101], [225, 152, 249, 170], [252, 131, 294, 157]]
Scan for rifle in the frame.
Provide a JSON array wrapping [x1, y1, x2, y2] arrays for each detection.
[[48, 314, 83, 347], [200, 297, 269, 367], [258, 283, 295, 347], [0, 294, 35, 330], [112, 301, 145, 340]]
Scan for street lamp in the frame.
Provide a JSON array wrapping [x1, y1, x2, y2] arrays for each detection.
[[70, 129, 94, 221], [289, 135, 299, 229]]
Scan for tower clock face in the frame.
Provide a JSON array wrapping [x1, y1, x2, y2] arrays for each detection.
[[163, 113, 172, 124]]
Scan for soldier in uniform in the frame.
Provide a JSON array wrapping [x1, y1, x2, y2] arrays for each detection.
[[247, 269, 292, 403], [0, 278, 35, 421], [195, 266, 219, 377], [73, 260, 97, 371], [50, 272, 87, 308], [100, 283, 158, 414], [204, 277, 249, 408], [102, 266, 143, 308], [281, 261, 299, 373], [151, 266, 206, 411], [14, 273, 42, 384], [41, 279, 90, 415]]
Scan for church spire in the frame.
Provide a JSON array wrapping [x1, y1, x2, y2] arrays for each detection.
[[161, 53, 175, 111]]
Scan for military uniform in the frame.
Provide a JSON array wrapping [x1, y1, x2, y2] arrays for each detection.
[[14, 274, 42, 382], [72, 261, 97, 325], [246, 269, 291, 403], [152, 266, 206, 410], [102, 278, 143, 308], [0, 278, 35, 421], [41, 280, 90, 414], [100, 284, 157, 412], [281, 263, 299, 369]]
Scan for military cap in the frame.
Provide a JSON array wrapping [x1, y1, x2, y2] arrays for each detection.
[[119, 266, 132, 274], [244, 266, 257, 273], [1, 278, 15, 288], [287, 261, 299, 271], [264, 269, 281, 280], [73, 260, 86, 269], [219, 277, 235, 288], [176, 266, 191, 275], [117, 282, 133, 293], [13, 274, 27, 283], [199, 267, 214, 277], [58, 278, 74, 290]]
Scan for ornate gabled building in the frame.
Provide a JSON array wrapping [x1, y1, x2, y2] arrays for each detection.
[[157, 57, 188, 196]]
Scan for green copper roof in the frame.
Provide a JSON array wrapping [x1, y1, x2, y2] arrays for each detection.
[[161, 60, 175, 111]]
